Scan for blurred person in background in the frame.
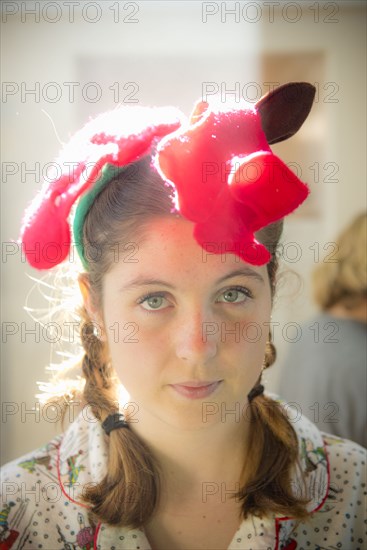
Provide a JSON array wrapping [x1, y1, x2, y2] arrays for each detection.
[[280, 212, 367, 447]]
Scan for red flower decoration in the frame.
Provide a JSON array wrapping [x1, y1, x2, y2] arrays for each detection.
[[20, 106, 183, 269], [156, 99, 309, 265], [21, 96, 311, 270]]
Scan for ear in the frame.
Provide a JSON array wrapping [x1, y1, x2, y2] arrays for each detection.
[[256, 82, 316, 145], [78, 273, 106, 342]]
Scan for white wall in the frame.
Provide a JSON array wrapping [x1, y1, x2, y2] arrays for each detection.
[[1, 1, 366, 464]]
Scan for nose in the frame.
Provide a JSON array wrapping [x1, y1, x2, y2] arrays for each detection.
[[174, 307, 218, 365]]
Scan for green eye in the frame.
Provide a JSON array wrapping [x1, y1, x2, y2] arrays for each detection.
[[137, 293, 169, 312], [145, 296, 164, 309], [223, 289, 241, 302], [219, 287, 251, 304]]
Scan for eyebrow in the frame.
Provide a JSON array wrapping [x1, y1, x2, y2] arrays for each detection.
[[119, 268, 264, 292], [216, 268, 265, 285], [120, 277, 176, 292]]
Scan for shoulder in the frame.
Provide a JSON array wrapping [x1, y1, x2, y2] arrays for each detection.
[[277, 402, 366, 548], [1, 434, 62, 489], [0, 436, 65, 548], [282, 398, 366, 487], [323, 432, 366, 495], [0, 415, 99, 548], [274, 397, 366, 507], [286, 435, 366, 548]]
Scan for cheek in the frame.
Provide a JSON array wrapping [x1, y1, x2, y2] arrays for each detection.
[[234, 325, 267, 370], [242, 317, 269, 348], [107, 340, 149, 402], [228, 298, 271, 368], [104, 322, 164, 398]]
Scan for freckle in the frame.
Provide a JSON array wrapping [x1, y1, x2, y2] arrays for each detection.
[[202, 515, 206, 519], [217, 519, 221, 523]]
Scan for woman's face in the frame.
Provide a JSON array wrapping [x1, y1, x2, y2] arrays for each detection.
[[99, 217, 272, 430]]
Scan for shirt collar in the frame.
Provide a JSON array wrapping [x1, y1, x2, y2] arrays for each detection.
[[57, 402, 329, 549]]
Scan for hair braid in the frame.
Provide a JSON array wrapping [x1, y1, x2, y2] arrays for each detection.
[[239, 392, 308, 519], [79, 308, 162, 527], [240, 330, 309, 519]]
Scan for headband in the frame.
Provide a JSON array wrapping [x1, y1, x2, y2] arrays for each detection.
[[20, 82, 316, 270]]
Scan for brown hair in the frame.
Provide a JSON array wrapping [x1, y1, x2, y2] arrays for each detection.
[[77, 156, 309, 527], [313, 211, 367, 310]]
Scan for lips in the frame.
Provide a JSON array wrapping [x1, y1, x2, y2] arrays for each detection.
[[169, 380, 223, 399]]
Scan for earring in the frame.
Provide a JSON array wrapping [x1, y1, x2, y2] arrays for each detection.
[[263, 330, 276, 370]]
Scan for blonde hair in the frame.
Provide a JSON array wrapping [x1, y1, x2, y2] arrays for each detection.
[[63, 156, 310, 527], [313, 212, 367, 310]]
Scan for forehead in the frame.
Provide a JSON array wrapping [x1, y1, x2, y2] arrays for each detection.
[[107, 217, 269, 285]]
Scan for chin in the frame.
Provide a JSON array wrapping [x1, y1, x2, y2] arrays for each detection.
[[162, 410, 222, 431]]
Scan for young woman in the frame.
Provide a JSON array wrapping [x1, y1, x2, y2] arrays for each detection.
[[1, 83, 365, 550]]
